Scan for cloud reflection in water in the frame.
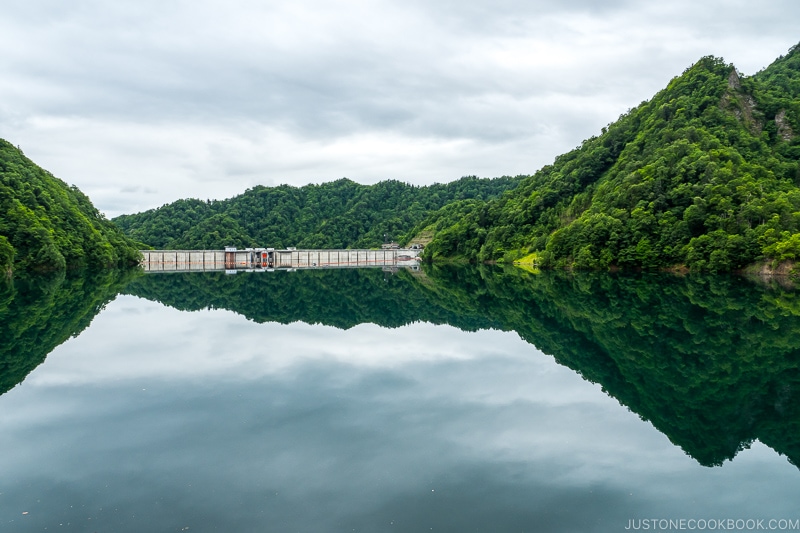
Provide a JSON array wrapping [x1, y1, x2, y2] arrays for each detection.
[[0, 295, 798, 532]]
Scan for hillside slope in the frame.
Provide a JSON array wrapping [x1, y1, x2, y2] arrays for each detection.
[[419, 44, 800, 271], [112, 176, 522, 249], [0, 140, 141, 272]]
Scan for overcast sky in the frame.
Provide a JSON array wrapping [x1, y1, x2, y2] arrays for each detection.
[[1, 0, 798, 217]]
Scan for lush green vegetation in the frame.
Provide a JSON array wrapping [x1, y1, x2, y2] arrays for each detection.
[[0, 268, 138, 395], [123, 266, 800, 468], [418, 45, 800, 271], [113, 176, 523, 250], [0, 140, 141, 272], [111, 45, 800, 271]]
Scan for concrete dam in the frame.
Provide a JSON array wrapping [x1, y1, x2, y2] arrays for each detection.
[[140, 247, 423, 273]]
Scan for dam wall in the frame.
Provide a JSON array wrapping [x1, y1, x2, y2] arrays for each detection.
[[140, 248, 421, 273]]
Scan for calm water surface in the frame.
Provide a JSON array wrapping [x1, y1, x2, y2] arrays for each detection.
[[1, 267, 799, 532]]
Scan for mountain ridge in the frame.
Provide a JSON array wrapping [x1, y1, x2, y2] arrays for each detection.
[[0, 140, 141, 273], [415, 45, 800, 272], [112, 175, 523, 250]]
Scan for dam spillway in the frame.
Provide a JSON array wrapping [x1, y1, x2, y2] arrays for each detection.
[[140, 248, 422, 273]]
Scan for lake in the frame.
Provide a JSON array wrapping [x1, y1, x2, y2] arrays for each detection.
[[1, 266, 799, 532]]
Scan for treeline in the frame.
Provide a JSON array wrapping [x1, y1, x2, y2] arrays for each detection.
[[0, 140, 141, 272], [418, 44, 800, 271], [112, 176, 523, 250]]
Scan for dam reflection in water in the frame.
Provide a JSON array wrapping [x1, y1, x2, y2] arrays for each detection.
[[0, 267, 798, 531]]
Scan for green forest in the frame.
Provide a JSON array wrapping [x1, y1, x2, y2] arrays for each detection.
[[416, 44, 800, 271], [110, 44, 800, 273], [112, 176, 522, 250], [3, 44, 799, 273], [0, 140, 141, 273]]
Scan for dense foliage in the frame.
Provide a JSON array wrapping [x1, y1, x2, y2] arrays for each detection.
[[113, 176, 522, 250], [419, 45, 800, 271], [0, 140, 141, 271]]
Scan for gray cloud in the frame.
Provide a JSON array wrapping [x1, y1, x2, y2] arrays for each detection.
[[0, 0, 798, 216]]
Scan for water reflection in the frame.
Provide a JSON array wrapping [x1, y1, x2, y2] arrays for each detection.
[[0, 269, 136, 395], [1, 267, 799, 531], [122, 266, 800, 468]]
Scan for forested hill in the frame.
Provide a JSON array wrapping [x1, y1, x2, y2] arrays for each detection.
[[112, 176, 522, 250], [418, 44, 800, 272], [0, 140, 141, 273]]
